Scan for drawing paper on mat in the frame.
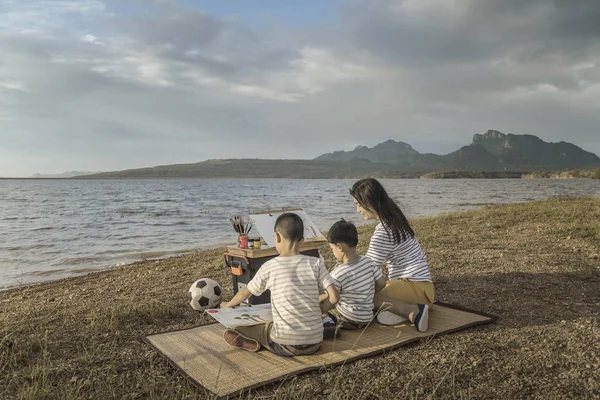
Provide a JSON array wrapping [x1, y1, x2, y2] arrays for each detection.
[[205, 304, 273, 328]]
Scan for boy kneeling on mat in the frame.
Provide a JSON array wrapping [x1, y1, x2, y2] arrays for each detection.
[[320, 220, 386, 330], [220, 213, 339, 356]]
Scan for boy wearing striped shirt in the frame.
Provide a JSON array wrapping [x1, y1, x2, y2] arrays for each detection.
[[321, 220, 386, 329], [220, 213, 339, 356]]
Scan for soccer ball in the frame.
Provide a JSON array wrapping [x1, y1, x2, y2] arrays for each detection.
[[188, 278, 222, 311]]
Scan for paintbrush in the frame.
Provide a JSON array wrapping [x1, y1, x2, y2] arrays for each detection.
[[229, 217, 238, 233], [230, 216, 242, 233]]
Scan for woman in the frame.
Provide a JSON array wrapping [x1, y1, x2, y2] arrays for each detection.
[[350, 178, 434, 332]]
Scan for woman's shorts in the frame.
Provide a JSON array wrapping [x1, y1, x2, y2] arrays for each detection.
[[379, 278, 435, 306]]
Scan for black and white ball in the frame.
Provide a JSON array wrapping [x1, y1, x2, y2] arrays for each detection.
[[188, 278, 222, 311]]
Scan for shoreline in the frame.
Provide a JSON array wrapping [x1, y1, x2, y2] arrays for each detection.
[[3, 192, 599, 292], [1, 243, 236, 293], [4, 177, 598, 293], [0, 201, 488, 292]]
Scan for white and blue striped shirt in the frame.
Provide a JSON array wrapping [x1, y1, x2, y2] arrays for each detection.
[[365, 223, 432, 282], [247, 255, 335, 345], [330, 256, 382, 323]]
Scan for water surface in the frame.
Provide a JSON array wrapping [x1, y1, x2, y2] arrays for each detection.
[[1, 178, 598, 289]]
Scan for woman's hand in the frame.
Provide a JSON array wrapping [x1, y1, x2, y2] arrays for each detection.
[[220, 301, 232, 309]]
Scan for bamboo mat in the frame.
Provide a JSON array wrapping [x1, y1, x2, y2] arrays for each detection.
[[144, 303, 495, 397]]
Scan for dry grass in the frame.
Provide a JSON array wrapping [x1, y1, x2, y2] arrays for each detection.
[[1, 197, 599, 399]]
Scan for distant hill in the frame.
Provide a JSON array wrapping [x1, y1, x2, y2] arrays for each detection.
[[32, 171, 98, 178], [77, 159, 425, 179], [76, 130, 600, 179], [421, 170, 525, 179], [315, 139, 419, 164], [472, 130, 600, 168], [412, 145, 501, 170], [522, 168, 600, 179], [316, 129, 600, 171]]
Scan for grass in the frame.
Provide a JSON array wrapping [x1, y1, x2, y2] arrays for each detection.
[[1, 197, 599, 399]]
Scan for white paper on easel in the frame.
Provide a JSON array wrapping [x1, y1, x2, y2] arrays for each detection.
[[249, 209, 325, 248]]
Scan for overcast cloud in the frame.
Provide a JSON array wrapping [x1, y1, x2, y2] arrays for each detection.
[[1, 0, 599, 176]]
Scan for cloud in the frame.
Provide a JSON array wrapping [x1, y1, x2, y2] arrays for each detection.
[[0, 0, 599, 176], [0, 80, 30, 92], [0, 0, 107, 33]]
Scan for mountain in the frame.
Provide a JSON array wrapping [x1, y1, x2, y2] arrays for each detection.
[[413, 145, 500, 170], [315, 130, 600, 170], [75, 130, 600, 179], [315, 139, 419, 164], [472, 129, 600, 168]]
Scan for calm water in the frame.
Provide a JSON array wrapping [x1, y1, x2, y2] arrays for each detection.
[[1, 178, 598, 289]]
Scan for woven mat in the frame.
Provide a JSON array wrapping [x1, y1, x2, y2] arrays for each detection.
[[144, 303, 495, 397]]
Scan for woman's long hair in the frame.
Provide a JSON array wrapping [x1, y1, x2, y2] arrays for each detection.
[[350, 178, 414, 243]]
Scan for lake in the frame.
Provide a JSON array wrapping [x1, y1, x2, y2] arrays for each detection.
[[1, 178, 598, 289]]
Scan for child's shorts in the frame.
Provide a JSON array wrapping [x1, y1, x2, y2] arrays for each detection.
[[269, 341, 321, 357], [234, 321, 321, 357], [328, 309, 369, 330], [379, 278, 435, 306]]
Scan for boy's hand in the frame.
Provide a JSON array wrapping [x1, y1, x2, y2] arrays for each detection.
[[220, 287, 252, 309], [318, 292, 329, 303]]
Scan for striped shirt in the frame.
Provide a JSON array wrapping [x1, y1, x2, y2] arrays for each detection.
[[366, 223, 432, 282], [330, 256, 382, 323], [246, 255, 335, 346]]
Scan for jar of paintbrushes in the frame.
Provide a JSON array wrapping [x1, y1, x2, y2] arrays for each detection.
[[229, 215, 254, 249]]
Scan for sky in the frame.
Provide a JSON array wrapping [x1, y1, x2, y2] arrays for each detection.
[[1, 0, 599, 177]]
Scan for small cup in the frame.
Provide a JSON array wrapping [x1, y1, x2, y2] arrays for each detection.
[[239, 235, 248, 249], [253, 238, 261, 249]]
